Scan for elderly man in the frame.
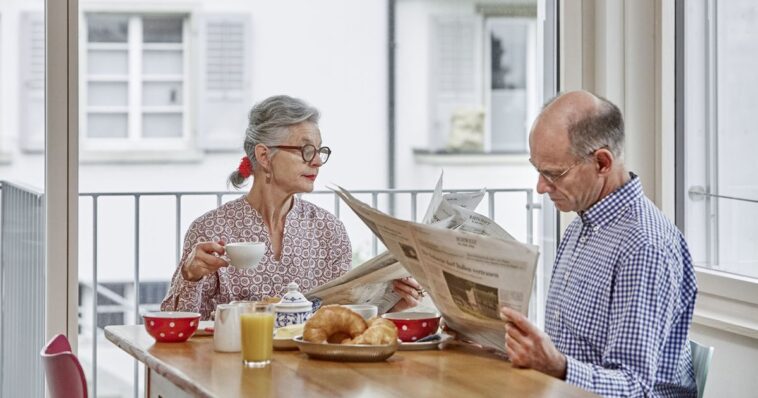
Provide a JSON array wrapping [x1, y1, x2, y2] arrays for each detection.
[[500, 91, 698, 397]]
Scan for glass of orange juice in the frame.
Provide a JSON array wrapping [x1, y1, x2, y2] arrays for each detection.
[[239, 302, 274, 367]]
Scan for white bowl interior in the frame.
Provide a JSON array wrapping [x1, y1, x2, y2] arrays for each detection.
[[382, 312, 439, 321], [143, 311, 201, 319]]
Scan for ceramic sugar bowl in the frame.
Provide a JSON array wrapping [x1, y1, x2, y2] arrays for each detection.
[[274, 282, 313, 328]]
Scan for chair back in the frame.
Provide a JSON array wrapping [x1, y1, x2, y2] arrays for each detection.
[[41, 334, 88, 398], [690, 340, 714, 398]]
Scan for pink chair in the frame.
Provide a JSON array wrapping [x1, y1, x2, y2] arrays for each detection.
[[41, 334, 88, 398]]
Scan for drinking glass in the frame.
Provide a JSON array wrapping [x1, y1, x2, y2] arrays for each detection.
[[239, 302, 274, 367]]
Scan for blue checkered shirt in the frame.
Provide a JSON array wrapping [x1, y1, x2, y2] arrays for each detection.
[[544, 174, 698, 397]]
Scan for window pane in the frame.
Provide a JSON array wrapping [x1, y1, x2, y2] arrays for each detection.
[[491, 90, 527, 151], [143, 50, 183, 75], [142, 113, 182, 137], [143, 82, 183, 106], [87, 113, 128, 138], [684, 0, 758, 278], [87, 14, 128, 43], [491, 23, 527, 90], [88, 82, 128, 106], [143, 16, 183, 43], [87, 50, 128, 75], [488, 19, 531, 152]]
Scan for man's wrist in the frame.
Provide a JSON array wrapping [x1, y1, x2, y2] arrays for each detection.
[[549, 353, 568, 380]]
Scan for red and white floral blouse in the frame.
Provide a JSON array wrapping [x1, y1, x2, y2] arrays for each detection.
[[161, 196, 352, 319]]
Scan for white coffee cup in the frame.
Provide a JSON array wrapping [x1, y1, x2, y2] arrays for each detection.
[[213, 303, 241, 352], [343, 304, 379, 320], [224, 242, 265, 269]]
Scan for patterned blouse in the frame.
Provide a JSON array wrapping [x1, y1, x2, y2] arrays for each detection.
[[161, 196, 352, 319]]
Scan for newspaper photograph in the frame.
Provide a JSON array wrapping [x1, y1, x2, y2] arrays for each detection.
[[329, 180, 539, 353]]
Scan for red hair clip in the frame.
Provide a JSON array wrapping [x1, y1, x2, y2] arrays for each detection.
[[238, 156, 252, 178]]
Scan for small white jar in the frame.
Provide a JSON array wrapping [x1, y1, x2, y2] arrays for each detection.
[[273, 282, 313, 328], [213, 303, 241, 352]]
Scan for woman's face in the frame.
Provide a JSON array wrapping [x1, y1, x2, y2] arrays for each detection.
[[269, 121, 324, 194]]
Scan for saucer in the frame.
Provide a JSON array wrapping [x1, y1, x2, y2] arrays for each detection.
[[397, 334, 452, 351]]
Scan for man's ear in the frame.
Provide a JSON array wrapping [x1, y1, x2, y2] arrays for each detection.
[[594, 148, 614, 175], [254, 144, 271, 172]]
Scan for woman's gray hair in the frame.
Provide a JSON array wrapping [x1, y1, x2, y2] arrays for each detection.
[[229, 95, 320, 188], [566, 95, 625, 160]]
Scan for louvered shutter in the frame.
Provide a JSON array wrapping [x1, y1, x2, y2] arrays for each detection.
[[196, 14, 251, 151], [429, 16, 482, 150], [19, 12, 45, 152]]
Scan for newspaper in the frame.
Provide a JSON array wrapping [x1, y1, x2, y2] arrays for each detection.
[[305, 175, 492, 313], [325, 179, 539, 353]]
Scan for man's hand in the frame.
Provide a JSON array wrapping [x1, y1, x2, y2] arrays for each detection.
[[389, 277, 422, 312], [181, 241, 229, 282], [500, 306, 567, 379]]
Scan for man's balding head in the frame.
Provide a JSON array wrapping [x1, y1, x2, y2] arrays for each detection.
[[531, 90, 625, 160]]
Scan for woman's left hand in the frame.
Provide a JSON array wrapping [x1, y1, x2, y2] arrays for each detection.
[[389, 277, 423, 312]]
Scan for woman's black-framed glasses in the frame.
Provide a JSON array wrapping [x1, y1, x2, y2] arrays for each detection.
[[270, 144, 331, 164]]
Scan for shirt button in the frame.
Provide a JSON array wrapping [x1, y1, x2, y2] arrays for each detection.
[[579, 237, 587, 243], [593, 226, 599, 232], [554, 310, 560, 321]]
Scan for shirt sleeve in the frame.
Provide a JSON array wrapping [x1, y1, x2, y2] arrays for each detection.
[[329, 218, 352, 276], [160, 220, 220, 320], [563, 243, 682, 397]]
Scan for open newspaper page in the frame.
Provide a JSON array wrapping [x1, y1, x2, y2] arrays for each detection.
[[305, 251, 410, 312], [306, 174, 488, 313], [331, 185, 539, 354]]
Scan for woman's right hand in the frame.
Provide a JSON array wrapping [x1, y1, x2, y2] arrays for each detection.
[[180, 240, 228, 282]]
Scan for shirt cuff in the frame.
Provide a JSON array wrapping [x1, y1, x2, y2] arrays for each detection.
[[564, 354, 594, 391]]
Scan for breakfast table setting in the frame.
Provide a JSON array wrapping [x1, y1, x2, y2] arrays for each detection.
[[105, 280, 597, 398], [105, 244, 598, 396]]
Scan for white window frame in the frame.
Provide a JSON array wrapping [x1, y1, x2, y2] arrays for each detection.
[[78, 5, 196, 157], [675, 0, 758, 338]]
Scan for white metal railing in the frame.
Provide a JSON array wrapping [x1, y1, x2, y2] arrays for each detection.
[[0, 181, 46, 398]]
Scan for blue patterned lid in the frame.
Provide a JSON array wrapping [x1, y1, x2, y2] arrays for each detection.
[[274, 282, 312, 313]]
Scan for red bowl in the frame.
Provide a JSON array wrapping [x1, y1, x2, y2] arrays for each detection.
[[381, 312, 441, 342], [143, 312, 201, 343]]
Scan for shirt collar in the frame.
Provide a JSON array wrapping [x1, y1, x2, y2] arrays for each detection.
[[579, 172, 642, 229]]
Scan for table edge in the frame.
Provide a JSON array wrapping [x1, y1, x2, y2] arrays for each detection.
[[104, 325, 216, 398]]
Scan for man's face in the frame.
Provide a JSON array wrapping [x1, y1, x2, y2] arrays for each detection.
[[528, 121, 601, 213]]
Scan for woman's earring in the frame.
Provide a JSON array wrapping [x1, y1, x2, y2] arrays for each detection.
[[266, 173, 271, 184]]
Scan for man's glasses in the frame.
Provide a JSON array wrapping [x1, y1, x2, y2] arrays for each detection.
[[270, 144, 331, 164], [529, 146, 606, 185], [529, 158, 584, 185]]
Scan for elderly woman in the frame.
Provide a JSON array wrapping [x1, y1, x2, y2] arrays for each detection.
[[161, 95, 421, 319]]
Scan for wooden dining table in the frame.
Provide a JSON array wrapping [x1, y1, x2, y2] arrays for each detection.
[[105, 325, 597, 398]]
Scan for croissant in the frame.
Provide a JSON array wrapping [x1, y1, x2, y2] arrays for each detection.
[[346, 317, 398, 345], [303, 305, 367, 343]]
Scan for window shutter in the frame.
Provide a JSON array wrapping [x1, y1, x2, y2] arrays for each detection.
[[19, 12, 45, 152], [429, 15, 482, 150], [196, 14, 252, 151]]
